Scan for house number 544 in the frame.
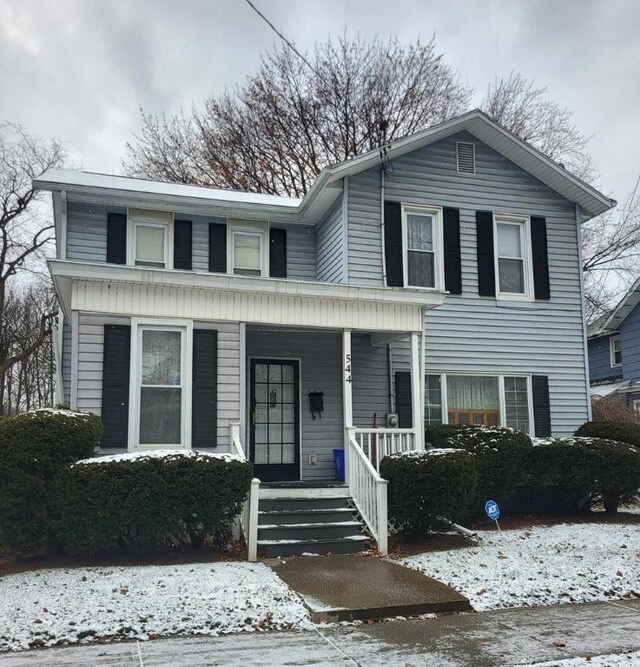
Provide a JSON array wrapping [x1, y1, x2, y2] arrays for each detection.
[[344, 353, 352, 384]]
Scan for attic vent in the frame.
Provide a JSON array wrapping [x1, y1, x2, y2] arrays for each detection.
[[456, 141, 476, 174]]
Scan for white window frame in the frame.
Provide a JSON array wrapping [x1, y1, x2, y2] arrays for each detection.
[[128, 318, 193, 451], [127, 208, 173, 270], [610, 335, 622, 367], [424, 371, 534, 434], [401, 204, 444, 291], [493, 214, 533, 301], [227, 219, 269, 277]]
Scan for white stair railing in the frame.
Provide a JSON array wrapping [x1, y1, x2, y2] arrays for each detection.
[[229, 421, 260, 561], [346, 428, 388, 555], [353, 428, 416, 471]]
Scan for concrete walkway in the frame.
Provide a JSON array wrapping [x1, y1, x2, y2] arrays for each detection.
[[269, 554, 470, 621], [0, 599, 639, 666]]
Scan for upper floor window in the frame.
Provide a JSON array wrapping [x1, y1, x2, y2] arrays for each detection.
[[232, 231, 263, 276], [129, 209, 172, 269], [402, 206, 443, 289], [610, 335, 622, 367], [494, 214, 532, 300]]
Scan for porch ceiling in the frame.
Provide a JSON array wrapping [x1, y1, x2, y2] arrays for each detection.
[[50, 260, 443, 332]]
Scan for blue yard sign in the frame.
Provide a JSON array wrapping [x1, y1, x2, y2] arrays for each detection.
[[485, 500, 500, 521]]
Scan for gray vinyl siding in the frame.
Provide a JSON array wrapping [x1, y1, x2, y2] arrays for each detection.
[[247, 329, 343, 481], [588, 334, 621, 382], [352, 334, 391, 427], [278, 225, 316, 281], [191, 215, 225, 272], [621, 304, 640, 383], [316, 198, 345, 283], [61, 322, 71, 405], [355, 131, 589, 436], [66, 202, 123, 262], [73, 312, 240, 453]]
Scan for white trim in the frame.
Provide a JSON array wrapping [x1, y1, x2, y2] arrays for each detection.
[[127, 208, 173, 269], [410, 332, 423, 449], [610, 335, 622, 367], [239, 322, 247, 447], [53, 312, 65, 405], [425, 371, 535, 435], [60, 191, 68, 260], [227, 219, 269, 278], [70, 310, 79, 409], [128, 317, 193, 452], [401, 204, 445, 291], [247, 355, 303, 481], [493, 213, 534, 302], [342, 330, 353, 429]]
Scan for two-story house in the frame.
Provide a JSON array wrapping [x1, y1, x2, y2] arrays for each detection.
[[587, 277, 640, 411], [35, 110, 615, 557]]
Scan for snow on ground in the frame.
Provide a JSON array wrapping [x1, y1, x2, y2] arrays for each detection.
[[0, 562, 312, 651], [521, 649, 640, 666], [401, 523, 640, 612]]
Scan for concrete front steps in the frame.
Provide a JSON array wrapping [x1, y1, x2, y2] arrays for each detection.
[[257, 485, 370, 557]]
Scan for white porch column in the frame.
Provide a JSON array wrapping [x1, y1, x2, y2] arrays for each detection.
[[410, 332, 424, 450], [342, 329, 353, 431]]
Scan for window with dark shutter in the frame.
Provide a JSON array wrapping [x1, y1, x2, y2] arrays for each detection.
[[192, 329, 218, 448], [384, 201, 404, 287], [101, 325, 131, 448], [476, 210, 496, 296], [443, 207, 462, 294], [269, 228, 287, 278], [532, 375, 551, 437], [106, 212, 127, 265], [395, 371, 412, 428], [209, 223, 227, 273], [530, 216, 550, 300], [173, 219, 193, 270]]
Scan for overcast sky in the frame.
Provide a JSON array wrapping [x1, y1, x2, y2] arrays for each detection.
[[1, 0, 639, 202]]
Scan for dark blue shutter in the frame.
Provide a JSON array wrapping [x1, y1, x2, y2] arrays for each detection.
[[209, 223, 227, 273], [269, 228, 287, 278], [100, 325, 131, 448], [530, 216, 550, 300], [395, 371, 412, 428], [192, 329, 218, 448], [532, 375, 551, 437], [384, 201, 404, 287], [106, 212, 127, 265], [476, 210, 495, 297], [173, 219, 193, 270], [443, 207, 462, 294]]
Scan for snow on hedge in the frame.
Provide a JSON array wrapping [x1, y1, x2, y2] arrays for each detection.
[[0, 562, 312, 651], [401, 523, 640, 612], [75, 450, 245, 465], [388, 447, 466, 459]]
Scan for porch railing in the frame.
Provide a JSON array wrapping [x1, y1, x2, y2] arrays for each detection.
[[346, 428, 388, 555], [230, 421, 260, 562], [352, 428, 416, 471]]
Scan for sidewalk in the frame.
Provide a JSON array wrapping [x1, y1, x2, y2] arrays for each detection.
[[0, 599, 638, 666]]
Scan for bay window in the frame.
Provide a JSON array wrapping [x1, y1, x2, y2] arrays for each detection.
[[494, 215, 531, 299], [424, 373, 532, 432], [402, 206, 442, 289]]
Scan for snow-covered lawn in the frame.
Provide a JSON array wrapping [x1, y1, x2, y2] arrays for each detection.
[[0, 562, 312, 651], [522, 649, 640, 666], [401, 523, 640, 612]]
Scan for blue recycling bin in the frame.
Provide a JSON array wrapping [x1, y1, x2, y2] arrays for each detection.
[[333, 448, 345, 482]]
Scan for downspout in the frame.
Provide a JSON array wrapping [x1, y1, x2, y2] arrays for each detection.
[[380, 168, 387, 285], [576, 204, 593, 421], [387, 343, 394, 414]]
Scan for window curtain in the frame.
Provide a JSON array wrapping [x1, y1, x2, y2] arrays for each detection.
[[447, 376, 499, 409]]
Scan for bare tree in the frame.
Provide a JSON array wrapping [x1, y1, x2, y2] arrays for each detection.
[[0, 123, 65, 413], [124, 34, 472, 197], [481, 72, 594, 183], [582, 178, 640, 320]]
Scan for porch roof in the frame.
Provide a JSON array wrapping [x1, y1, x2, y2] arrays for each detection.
[[49, 259, 444, 332]]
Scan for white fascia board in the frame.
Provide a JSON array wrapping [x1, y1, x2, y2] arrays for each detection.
[[604, 276, 640, 330], [48, 259, 446, 309]]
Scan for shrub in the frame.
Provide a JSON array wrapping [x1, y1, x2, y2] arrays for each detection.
[[55, 451, 253, 555], [380, 449, 477, 535], [436, 426, 533, 516], [575, 420, 640, 446], [0, 409, 102, 555], [591, 397, 640, 424], [424, 424, 468, 447]]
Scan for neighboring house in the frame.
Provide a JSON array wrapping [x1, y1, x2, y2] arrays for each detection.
[[587, 277, 640, 411], [34, 110, 615, 557]]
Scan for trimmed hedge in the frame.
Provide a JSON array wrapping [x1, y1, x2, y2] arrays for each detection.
[[575, 421, 640, 447], [0, 409, 102, 555], [380, 449, 477, 534], [436, 426, 533, 516], [55, 452, 252, 555]]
